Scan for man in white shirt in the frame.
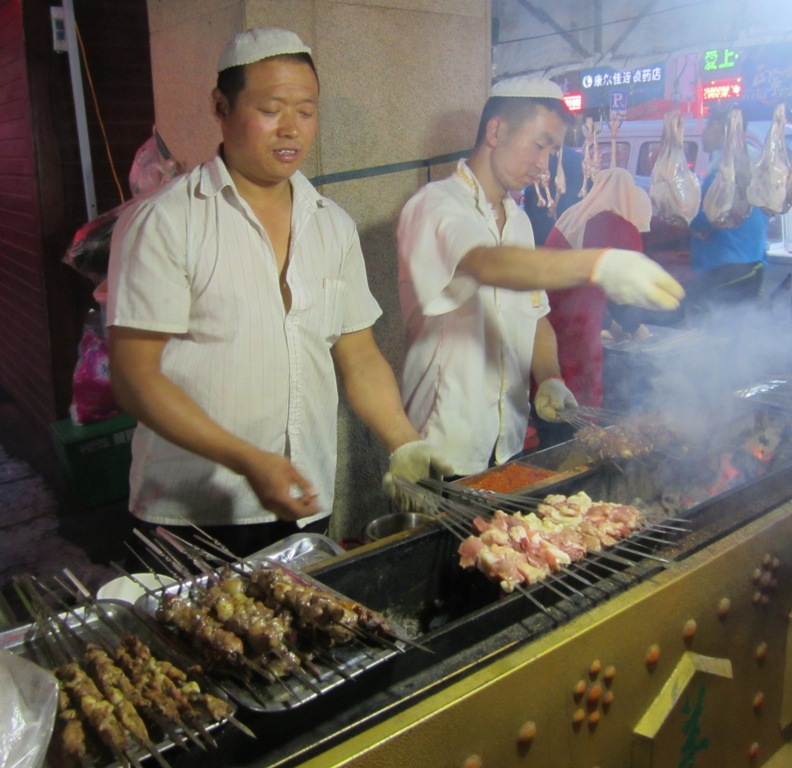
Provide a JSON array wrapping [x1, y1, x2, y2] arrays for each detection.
[[107, 28, 448, 554], [397, 76, 685, 476]]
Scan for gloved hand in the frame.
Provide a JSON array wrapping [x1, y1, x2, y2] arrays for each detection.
[[534, 377, 578, 423], [591, 249, 685, 310], [382, 440, 455, 506]]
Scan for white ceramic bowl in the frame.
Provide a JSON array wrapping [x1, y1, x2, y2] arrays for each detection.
[[97, 573, 175, 604]]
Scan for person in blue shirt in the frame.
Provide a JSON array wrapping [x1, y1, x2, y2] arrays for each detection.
[[687, 108, 768, 318]]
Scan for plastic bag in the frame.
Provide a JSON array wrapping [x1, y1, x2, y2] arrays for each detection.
[[64, 127, 182, 284], [649, 111, 702, 226], [129, 127, 183, 198], [63, 201, 132, 285], [747, 102, 791, 215], [703, 109, 753, 229], [0, 649, 58, 768], [69, 310, 120, 425]]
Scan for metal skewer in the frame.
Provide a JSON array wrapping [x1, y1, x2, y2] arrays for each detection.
[[14, 577, 165, 768], [59, 572, 230, 751], [44, 577, 203, 753]]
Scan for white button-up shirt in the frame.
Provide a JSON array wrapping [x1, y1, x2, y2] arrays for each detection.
[[107, 155, 381, 526], [397, 160, 549, 475]]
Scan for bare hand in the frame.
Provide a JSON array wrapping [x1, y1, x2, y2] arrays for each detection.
[[239, 450, 320, 521]]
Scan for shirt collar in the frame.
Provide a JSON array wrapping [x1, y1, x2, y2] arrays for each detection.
[[454, 158, 518, 222], [198, 151, 328, 213]]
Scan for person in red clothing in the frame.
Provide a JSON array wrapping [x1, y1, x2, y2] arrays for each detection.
[[544, 167, 652, 407]]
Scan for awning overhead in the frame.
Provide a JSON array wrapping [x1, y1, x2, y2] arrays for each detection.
[[493, 0, 792, 80]]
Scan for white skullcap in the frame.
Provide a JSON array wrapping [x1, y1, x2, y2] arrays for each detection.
[[217, 27, 312, 72], [491, 75, 563, 99]]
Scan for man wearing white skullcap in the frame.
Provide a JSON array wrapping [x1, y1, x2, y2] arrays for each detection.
[[107, 27, 450, 555], [397, 75, 685, 475]]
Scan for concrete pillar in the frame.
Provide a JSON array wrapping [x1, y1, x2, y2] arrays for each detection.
[[146, 0, 491, 540]]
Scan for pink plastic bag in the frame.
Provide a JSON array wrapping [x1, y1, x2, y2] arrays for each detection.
[[69, 312, 119, 425]]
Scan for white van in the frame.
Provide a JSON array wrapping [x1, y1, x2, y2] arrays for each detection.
[[592, 117, 774, 191], [592, 119, 707, 191]]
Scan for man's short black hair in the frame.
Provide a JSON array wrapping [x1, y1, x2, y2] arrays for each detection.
[[216, 52, 318, 109], [474, 96, 575, 147]]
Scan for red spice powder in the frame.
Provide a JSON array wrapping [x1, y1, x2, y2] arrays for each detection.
[[460, 463, 556, 493]]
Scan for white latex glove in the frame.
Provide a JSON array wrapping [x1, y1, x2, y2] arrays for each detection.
[[382, 440, 455, 500], [591, 249, 685, 310], [534, 377, 578, 423]]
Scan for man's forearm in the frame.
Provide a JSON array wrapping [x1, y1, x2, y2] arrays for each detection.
[[333, 330, 420, 454], [344, 356, 420, 453], [459, 245, 601, 291], [531, 316, 562, 385]]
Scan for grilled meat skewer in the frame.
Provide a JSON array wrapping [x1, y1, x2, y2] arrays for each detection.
[[246, 565, 393, 646]]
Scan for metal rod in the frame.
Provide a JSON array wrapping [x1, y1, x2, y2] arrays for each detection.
[[61, 0, 97, 220]]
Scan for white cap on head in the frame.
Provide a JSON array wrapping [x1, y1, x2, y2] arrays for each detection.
[[217, 27, 312, 72], [491, 75, 563, 99]]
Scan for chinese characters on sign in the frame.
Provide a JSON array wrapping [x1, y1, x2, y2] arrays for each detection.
[[703, 48, 739, 71], [581, 66, 663, 89]]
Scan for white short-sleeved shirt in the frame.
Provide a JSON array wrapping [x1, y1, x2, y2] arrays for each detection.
[[397, 160, 549, 475], [107, 154, 381, 526]]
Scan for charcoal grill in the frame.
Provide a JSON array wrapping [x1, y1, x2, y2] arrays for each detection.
[[166, 407, 792, 767]]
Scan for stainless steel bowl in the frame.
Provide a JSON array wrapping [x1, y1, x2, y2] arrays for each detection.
[[364, 512, 434, 541]]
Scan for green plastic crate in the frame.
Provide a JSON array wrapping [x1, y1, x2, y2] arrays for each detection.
[[50, 413, 137, 508]]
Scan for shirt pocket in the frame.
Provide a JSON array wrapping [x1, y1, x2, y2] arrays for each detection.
[[323, 277, 347, 344]]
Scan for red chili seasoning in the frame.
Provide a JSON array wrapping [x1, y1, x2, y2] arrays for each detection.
[[460, 463, 556, 492]]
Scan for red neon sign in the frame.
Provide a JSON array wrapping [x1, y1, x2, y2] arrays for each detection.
[[702, 77, 742, 101], [563, 93, 583, 112]]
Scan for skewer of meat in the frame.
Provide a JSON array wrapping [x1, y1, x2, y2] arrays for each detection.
[[50, 688, 93, 768], [50, 576, 217, 753], [202, 577, 300, 667], [246, 565, 393, 646], [155, 591, 294, 690], [55, 663, 137, 764], [114, 633, 247, 745], [46, 627, 173, 768], [54, 572, 254, 744], [15, 576, 159, 768], [458, 493, 644, 592], [83, 642, 200, 753], [119, 632, 238, 727]]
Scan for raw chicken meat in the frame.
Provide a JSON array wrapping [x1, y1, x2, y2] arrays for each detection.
[[703, 109, 753, 228], [649, 111, 701, 226], [579, 117, 602, 198], [552, 145, 566, 211], [747, 103, 791, 215], [457, 493, 643, 592]]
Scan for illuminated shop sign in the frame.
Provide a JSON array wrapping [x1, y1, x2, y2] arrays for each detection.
[[703, 48, 740, 71], [563, 93, 583, 111], [581, 65, 663, 89], [702, 77, 742, 101]]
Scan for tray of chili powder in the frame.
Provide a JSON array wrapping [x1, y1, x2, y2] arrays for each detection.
[[457, 461, 557, 493]]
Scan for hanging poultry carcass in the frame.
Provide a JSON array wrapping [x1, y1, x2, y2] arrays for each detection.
[[746, 103, 791, 215], [787, 133, 792, 213], [703, 108, 753, 228], [649, 111, 701, 226], [609, 116, 622, 170], [579, 117, 601, 198], [552, 145, 566, 213]]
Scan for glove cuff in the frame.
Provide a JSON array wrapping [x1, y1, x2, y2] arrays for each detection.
[[389, 439, 424, 461], [588, 248, 610, 284]]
